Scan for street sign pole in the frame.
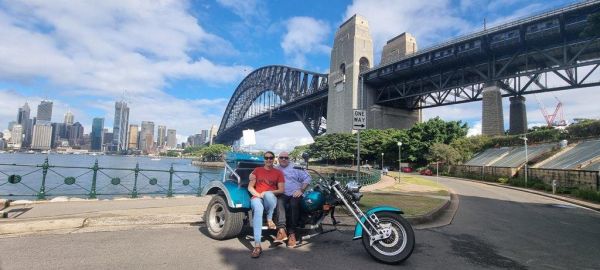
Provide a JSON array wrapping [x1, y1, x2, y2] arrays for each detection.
[[357, 129, 360, 181], [353, 109, 366, 182]]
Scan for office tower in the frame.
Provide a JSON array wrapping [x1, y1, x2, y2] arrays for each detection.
[[103, 132, 113, 151], [7, 121, 16, 131], [166, 129, 176, 149], [31, 123, 52, 150], [209, 125, 218, 145], [91, 118, 104, 151], [68, 122, 84, 146], [139, 121, 155, 153], [36, 100, 53, 122], [128, 124, 139, 150], [200, 129, 209, 144], [112, 101, 130, 151], [10, 124, 23, 148], [50, 123, 67, 148], [64, 111, 74, 125], [157, 125, 166, 147], [17, 103, 32, 148]]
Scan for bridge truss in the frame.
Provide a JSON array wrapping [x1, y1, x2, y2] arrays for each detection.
[[216, 65, 328, 144]]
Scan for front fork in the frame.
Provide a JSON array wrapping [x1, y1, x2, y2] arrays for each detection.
[[331, 183, 393, 246]]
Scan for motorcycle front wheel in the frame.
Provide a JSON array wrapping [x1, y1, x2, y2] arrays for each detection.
[[361, 212, 415, 264]]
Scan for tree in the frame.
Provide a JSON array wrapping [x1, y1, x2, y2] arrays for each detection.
[[290, 144, 310, 161], [183, 145, 205, 155], [426, 143, 461, 173], [450, 135, 492, 163], [199, 144, 231, 161]]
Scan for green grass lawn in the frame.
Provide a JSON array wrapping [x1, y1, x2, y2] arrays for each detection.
[[358, 193, 446, 217]]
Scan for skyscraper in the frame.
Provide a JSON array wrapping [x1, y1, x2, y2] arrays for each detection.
[[68, 122, 84, 146], [200, 129, 209, 144], [91, 118, 104, 151], [10, 124, 23, 148], [139, 121, 155, 153], [36, 100, 53, 122], [157, 125, 166, 148], [166, 129, 177, 149], [17, 103, 32, 148], [64, 111, 74, 125], [31, 123, 52, 150], [209, 125, 218, 145], [128, 125, 139, 150], [112, 101, 130, 152]]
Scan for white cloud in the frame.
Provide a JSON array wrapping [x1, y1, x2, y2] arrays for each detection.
[[467, 121, 482, 137], [281, 17, 331, 68], [216, 0, 267, 24], [254, 122, 314, 152], [0, 0, 249, 97]]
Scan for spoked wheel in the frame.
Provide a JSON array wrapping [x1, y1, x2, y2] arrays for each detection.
[[361, 212, 415, 264], [204, 195, 244, 240]]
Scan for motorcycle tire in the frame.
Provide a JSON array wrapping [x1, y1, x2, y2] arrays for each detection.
[[361, 211, 415, 264], [204, 195, 245, 240]]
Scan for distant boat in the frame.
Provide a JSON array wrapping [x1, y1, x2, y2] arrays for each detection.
[[151, 158, 161, 161], [26, 150, 35, 154]]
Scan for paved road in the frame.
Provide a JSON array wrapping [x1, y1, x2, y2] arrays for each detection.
[[1, 176, 599, 270]]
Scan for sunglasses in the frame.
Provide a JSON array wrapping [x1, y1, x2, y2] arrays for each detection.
[[278, 157, 289, 160], [264, 156, 275, 160]]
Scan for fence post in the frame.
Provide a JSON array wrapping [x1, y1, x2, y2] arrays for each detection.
[[90, 160, 98, 199], [197, 170, 203, 197], [597, 171, 599, 192], [167, 165, 174, 197], [37, 158, 49, 200], [132, 163, 139, 198]]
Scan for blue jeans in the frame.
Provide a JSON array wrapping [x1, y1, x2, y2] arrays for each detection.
[[250, 191, 277, 246]]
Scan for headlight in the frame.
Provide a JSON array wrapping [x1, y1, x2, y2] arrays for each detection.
[[345, 181, 361, 193]]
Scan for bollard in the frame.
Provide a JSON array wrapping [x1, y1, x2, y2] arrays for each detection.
[[132, 163, 139, 198], [552, 179, 557, 194]]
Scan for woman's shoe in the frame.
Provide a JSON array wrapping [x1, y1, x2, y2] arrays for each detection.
[[251, 247, 262, 258], [267, 220, 276, 230]]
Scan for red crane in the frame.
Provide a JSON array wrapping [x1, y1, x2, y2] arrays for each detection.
[[535, 95, 567, 127]]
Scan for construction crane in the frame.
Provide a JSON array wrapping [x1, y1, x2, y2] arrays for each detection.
[[534, 95, 567, 127]]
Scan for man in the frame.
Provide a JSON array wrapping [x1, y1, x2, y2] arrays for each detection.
[[274, 151, 311, 247], [248, 151, 285, 258]]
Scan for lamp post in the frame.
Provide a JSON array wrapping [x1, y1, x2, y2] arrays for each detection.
[[397, 141, 402, 181], [521, 135, 528, 187], [381, 153, 384, 170]]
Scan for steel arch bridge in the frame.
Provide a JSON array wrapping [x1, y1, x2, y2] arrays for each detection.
[[215, 65, 329, 144]]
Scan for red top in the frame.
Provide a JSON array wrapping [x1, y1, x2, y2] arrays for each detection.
[[251, 167, 284, 198]]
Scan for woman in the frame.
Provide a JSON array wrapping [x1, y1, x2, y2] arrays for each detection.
[[248, 151, 285, 258]]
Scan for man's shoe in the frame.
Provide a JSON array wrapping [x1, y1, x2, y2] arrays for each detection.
[[274, 229, 288, 243], [251, 247, 262, 258], [287, 233, 297, 248]]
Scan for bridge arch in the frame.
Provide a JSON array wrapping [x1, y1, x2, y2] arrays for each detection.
[[216, 65, 328, 144]]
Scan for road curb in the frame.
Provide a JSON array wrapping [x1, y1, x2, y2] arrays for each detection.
[[439, 175, 600, 212], [407, 191, 456, 225]]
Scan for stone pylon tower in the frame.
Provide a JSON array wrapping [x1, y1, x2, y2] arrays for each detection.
[[326, 15, 373, 134], [482, 83, 505, 136]]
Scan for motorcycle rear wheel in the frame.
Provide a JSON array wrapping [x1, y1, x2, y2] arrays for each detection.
[[204, 195, 245, 240], [361, 212, 415, 264]]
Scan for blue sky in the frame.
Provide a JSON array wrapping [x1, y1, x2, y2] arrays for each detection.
[[1, 0, 596, 152]]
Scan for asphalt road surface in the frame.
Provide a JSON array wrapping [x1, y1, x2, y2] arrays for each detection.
[[1, 176, 599, 270]]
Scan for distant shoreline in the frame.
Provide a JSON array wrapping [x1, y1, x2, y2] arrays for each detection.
[[191, 160, 223, 168]]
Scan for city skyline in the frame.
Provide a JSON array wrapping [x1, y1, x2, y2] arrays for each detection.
[[1, 0, 599, 152]]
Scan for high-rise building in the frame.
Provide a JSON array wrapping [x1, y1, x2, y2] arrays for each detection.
[[166, 129, 177, 149], [209, 125, 218, 145], [31, 123, 52, 150], [36, 100, 53, 122], [139, 121, 155, 153], [200, 129, 209, 144], [128, 124, 139, 150], [50, 122, 67, 148], [10, 124, 23, 148], [68, 122, 84, 146], [7, 121, 16, 131], [64, 111, 74, 125], [17, 103, 32, 148], [91, 118, 104, 151], [157, 125, 166, 148], [112, 101, 130, 151], [103, 132, 113, 151]]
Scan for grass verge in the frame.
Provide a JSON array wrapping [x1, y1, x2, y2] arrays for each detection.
[[358, 193, 446, 217]]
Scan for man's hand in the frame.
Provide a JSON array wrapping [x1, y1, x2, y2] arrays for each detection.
[[292, 190, 303, 198]]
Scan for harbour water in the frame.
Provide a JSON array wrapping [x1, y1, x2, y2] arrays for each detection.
[[0, 153, 222, 199]]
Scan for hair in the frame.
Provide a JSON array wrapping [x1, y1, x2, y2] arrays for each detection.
[[263, 151, 275, 158]]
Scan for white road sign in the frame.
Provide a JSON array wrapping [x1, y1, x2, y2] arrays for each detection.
[[353, 109, 366, 130]]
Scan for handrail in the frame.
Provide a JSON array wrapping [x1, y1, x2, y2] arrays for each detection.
[[223, 163, 241, 184]]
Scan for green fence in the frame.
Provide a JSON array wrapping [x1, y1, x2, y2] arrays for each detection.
[[0, 158, 222, 199]]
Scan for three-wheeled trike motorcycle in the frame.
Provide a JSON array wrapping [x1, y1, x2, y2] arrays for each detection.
[[201, 152, 415, 264]]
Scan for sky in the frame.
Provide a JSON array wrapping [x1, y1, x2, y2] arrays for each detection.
[[1, 0, 597, 152]]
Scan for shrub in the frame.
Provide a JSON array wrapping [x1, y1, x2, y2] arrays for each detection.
[[498, 177, 509, 184], [572, 189, 600, 203]]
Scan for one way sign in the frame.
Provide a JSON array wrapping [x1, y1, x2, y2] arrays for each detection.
[[352, 109, 366, 130]]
